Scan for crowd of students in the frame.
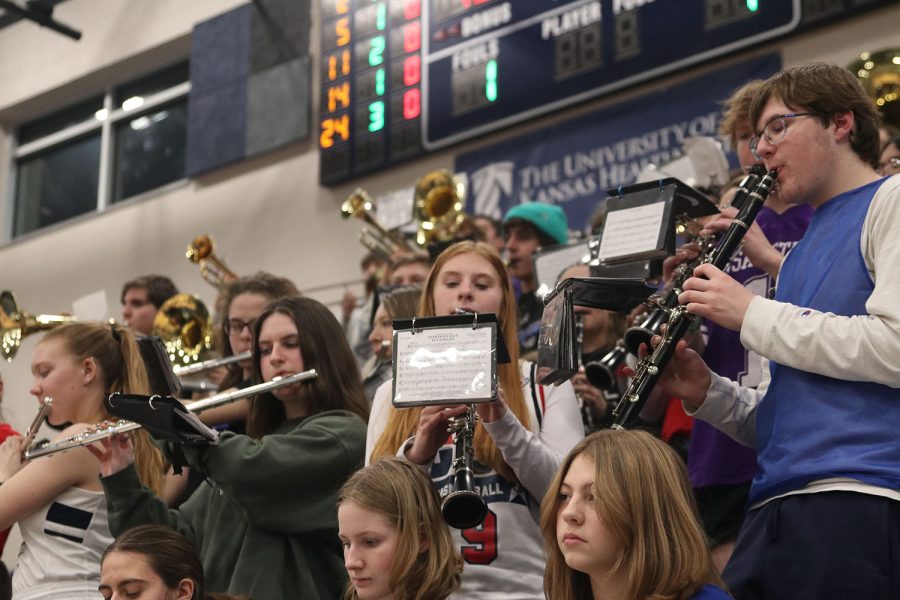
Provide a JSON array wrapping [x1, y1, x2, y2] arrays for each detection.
[[0, 61, 897, 600]]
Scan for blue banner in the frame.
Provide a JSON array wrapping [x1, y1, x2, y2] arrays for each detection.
[[455, 53, 781, 232]]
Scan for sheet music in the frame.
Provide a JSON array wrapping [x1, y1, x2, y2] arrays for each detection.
[[597, 201, 666, 263], [393, 326, 495, 406]]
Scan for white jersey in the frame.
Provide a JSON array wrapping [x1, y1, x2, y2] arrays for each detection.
[[12, 486, 113, 600], [368, 361, 584, 600]]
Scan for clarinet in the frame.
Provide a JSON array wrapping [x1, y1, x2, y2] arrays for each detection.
[[441, 404, 488, 529], [621, 167, 765, 356], [611, 169, 777, 429]]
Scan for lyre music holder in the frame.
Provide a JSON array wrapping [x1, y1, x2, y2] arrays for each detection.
[[390, 313, 509, 408]]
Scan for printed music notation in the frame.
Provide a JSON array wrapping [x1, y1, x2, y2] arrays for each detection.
[[392, 325, 495, 407], [596, 201, 667, 264]]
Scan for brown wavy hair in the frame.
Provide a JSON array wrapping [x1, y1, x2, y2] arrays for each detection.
[[370, 240, 528, 482], [42, 322, 165, 494], [748, 63, 881, 169], [247, 296, 368, 438], [338, 458, 463, 600], [541, 430, 722, 600]]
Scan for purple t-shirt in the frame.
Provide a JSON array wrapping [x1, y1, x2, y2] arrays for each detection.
[[688, 204, 814, 488]]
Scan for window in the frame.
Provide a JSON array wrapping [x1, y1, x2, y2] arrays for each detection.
[[10, 62, 190, 239]]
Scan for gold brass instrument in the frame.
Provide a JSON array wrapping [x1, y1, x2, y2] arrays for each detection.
[[441, 404, 489, 529], [413, 169, 467, 246], [850, 48, 900, 127], [341, 189, 418, 263], [152, 294, 213, 367], [24, 369, 317, 460], [186, 235, 238, 292], [1, 290, 77, 362]]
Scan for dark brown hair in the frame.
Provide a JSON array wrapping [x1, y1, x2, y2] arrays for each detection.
[[749, 63, 881, 168], [219, 271, 300, 390], [247, 296, 368, 438], [102, 525, 246, 600], [120, 275, 178, 308]]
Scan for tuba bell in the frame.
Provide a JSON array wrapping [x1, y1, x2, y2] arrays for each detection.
[[152, 293, 213, 367], [413, 169, 467, 246], [1, 290, 77, 361], [186, 235, 238, 292]]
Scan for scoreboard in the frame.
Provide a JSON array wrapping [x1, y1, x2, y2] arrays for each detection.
[[422, 0, 800, 148], [319, 0, 896, 183], [320, 0, 425, 184]]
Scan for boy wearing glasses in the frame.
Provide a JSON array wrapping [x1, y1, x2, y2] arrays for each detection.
[[651, 63, 900, 599]]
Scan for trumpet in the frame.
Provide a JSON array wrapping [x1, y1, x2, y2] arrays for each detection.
[[612, 170, 777, 429], [186, 235, 238, 292], [1, 290, 77, 361], [441, 404, 488, 529], [24, 370, 318, 460], [341, 189, 418, 263]]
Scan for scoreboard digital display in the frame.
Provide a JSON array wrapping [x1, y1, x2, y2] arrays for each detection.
[[320, 0, 425, 184], [422, 0, 801, 149], [319, 0, 897, 183]]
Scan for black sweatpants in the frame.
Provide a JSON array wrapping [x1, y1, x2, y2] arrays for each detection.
[[723, 491, 900, 600]]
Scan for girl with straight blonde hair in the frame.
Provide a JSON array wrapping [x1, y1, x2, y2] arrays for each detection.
[[368, 240, 583, 599], [338, 458, 462, 600], [0, 322, 165, 600], [541, 430, 730, 600]]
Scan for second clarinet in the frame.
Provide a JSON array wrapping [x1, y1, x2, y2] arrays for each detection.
[[611, 169, 778, 429]]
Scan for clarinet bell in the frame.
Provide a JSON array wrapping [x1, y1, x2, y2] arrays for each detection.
[[441, 468, 488, 529]]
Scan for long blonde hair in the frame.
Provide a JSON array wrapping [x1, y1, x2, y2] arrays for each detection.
[[338, 458, 463, 600], [370, 241, 529, 481], [42, 322, 166, 495], [540, 430, 722, 600]]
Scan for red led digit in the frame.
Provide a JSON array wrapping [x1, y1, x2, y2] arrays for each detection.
[[403, 87, 421, 119], [403, 55, 421, 86], [403, 20, 421, 53]]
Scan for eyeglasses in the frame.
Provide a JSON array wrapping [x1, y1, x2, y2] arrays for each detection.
[[224, 318, 256, 335], [878, 156, 900, 176], [749, 113, 821, 161]]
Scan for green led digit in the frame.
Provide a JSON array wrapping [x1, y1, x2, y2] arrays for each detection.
[[368, 36, 385, 67], [376, 3, 387, 31], [746, 0, 759, 11], [375, 68, 386, 96], [368, 101, 385, 132], [485, 60, 498, 102]]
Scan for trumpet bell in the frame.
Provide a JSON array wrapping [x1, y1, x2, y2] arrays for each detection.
[[186, 234, 238, 291], [1, 290, 77, 361]]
